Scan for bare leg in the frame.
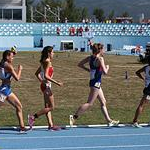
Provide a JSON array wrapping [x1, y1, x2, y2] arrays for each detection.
[[34, 89, 54, 118], [133, 96, 148, 123], [0, 101, 5, 107], [34, 108, 52, 117], [28, 90, 54, 129], [44, 92, 54, 127], [46, 111, 53, 127], [7, 93, 25, 128], [74, 87, 98, 118], [97, 88, 111, 122]]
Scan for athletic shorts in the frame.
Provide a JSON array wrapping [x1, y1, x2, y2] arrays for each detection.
[[143, 84, 150, 100], [0, 84, 12, 102], [89, 80, 101, 89], [143, 83, 150, 95], [40, 82, 51, 92]]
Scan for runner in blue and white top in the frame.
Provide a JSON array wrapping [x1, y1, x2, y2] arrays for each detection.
[[133, 56, 150, 128], [69, 43, 119, 127], [0, 50, 26, 133]]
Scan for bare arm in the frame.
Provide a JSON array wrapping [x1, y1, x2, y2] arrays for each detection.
[[78, 56, 90, 72], [136, 66, 146, 81], [35, 66, 43, 82], [99, 57, 109, 74], [6, 64, 22, 81]]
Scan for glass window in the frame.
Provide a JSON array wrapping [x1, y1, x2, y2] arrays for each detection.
[[3, 9, 12, 20], [0, 9, 2, 19], [13, 9, 22, 20]]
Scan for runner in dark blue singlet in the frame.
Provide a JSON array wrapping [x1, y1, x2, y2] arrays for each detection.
[[89, 55, 103, 89], [70, 43, 119, 127], [133, 56, 150, 128]]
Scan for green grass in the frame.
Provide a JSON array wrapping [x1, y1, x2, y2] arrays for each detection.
[[1, 51, 150, 127]]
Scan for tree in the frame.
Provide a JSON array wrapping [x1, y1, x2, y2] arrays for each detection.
[[26, 0, 88, 22], [81, 7, 88, 20], [60, 0, 81, 22], [93, 8, 105, 22], [108, 10, 115, 20], [121, 11, 130, 17]]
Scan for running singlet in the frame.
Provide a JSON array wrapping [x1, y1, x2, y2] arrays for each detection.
[[145, 65, 150, 87], [0, 63, 12, 102], [40, 66, 54, 92], [89, 55, 103, 89], [0, 66, 12, 80]]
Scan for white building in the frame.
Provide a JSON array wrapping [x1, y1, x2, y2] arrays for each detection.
[[0, 0, 26, 23]]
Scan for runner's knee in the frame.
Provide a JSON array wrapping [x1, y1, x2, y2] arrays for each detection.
[[16, 104, 23, 112], [45, 107, 53, 112], [101, 100, 106, 107], [88, 102, 93, 107]]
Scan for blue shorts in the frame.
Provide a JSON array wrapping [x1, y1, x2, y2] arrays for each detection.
[[0, 84, 12, 96]]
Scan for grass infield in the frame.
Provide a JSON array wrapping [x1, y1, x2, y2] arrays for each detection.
[[0, 51, 150, 127]]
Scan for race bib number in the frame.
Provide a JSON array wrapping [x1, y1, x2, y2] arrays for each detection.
[[146, 95, 150, 101], [94, 82, 101, 88], [0, 93, 6, 102]]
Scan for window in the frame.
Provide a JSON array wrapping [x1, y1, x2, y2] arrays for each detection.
[[0, 9, 2, 19], [13, 9, 22, 20], [61, 40, 74, 50], [3, 9, 12, 20]]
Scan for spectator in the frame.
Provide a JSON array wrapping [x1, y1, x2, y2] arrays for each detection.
[[82, 18, 85, 23], [56, 27, 60, 35], [85, 26, 89, 32], [65, 17, 68, 23], [79, 26, 83, 36]]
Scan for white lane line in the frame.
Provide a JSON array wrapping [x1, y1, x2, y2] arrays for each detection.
[[1, 133, 150, 140], [3, 144, 150, 150]]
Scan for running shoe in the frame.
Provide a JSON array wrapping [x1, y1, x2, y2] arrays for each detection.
[[132, 122, 142, 128], [48, 125, 61, 131], [108, 120, 119, 127], [69, 115, 75, 127], [19, 127, 27, 134], [28, 114, 35, 129]]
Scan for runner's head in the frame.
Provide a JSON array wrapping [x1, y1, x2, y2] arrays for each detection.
[[40, 46, 53, 63], [91, 43, 104, 56]]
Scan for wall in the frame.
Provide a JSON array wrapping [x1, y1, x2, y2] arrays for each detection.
[[43, 35, 150, 51], [0, 36, 33, 48]]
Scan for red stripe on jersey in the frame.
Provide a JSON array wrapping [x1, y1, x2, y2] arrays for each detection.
[[48, 67, 53, 77]]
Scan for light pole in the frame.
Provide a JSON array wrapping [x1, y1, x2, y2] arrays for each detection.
[[45, 4, 60, 22]]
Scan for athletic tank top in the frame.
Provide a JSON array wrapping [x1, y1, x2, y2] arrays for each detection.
[[89, 55, 103, 83], [145, 65, 150, 87], [0, 63, 12, 80], [40, 65, 53, 80]]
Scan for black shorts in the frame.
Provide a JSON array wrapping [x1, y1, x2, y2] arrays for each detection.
[[143, 84, 150, 96], [89, 80, 101, 89]]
